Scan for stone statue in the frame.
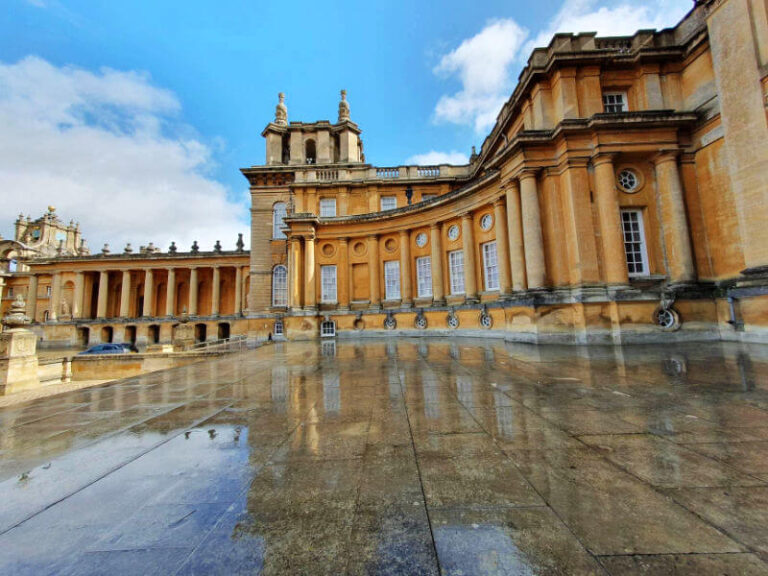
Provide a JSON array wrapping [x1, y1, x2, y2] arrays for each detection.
[[275, 92, 287, 126], [3, 295, 31, 329], [338, 89, 350, 122]]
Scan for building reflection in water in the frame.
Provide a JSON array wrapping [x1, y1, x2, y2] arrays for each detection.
[[323, 370, 341, 415]]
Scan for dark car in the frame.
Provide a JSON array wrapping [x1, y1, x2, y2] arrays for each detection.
[[78, 344, 129, 355], [117, 342, 139, 353]]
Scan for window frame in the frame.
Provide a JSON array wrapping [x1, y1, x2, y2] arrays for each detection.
[[602, 91, 628, 113], [416, 256, 432, 298], [321, 320, 336, 338], [482, 241, 500, 291], [272, 202, 287, 239], [448, 250, 465, 295], [620, 208, 650, 277], [380, 196, 397, 211], [383, 260, 401, 301], [272, 265, 288, 308], [319, 197, 337, 218], [320, 265, 337, 303]]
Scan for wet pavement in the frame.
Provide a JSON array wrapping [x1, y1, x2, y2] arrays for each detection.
[[0, 338, 767, 575]]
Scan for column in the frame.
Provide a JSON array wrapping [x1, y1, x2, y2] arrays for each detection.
[[338, 238, 350, 309], [505, 180, 527, 291], [289, 237, 302, 310], [461, 214, 477, 302], [119, 270, 132, 318], [399, 230, 412, 306], [368, 235, 380, 308], [520, 172, 546, 289], [73, 272, 84, 319], [430, 223, 445, 304], [211, 266, 221, 316], [493, 198, 512, 295], [96, 270, 109, 318], [50, 272, 62, 321], [234, 267, 242, 315], [27, 274, 38, 322], [304, 236, 316, 309], [142, 269, 154, 317], [593, 155, 629, 285], [189, 267, 198, 315], [654, 152, 695, 283], [166, 268, 176, 316]]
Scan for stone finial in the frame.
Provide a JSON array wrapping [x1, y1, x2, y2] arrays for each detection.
[[168, 241, 178, 254], [470, 145, 478, 162], [191, 240, 200, 254], [3, 295, 31, 329], [214, 240, 222, 253], [56, 239, 64, 256], [236, 233, 245, 253], [275, 92, 288, 126], [17, 213, 23, 222], [338, 89, 350, 122], [79, 238, 90, 256], [146, 242, 157, 253], [124, 243, 133, 254], [101, 243, 110, 255], [48, 205, 56, 214]]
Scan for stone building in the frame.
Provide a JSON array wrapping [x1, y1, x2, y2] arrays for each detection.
[[1, 0, 767, 346]]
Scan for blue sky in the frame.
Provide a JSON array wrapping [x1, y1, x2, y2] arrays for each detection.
[[0, 0, 691, 249]]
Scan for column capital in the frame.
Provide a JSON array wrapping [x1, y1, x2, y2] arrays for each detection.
[[338, 236, 349, 244], [653, 150, 680, 165], [367, 234, 379, 241], [591, 153, 617, 168], [398, 229, 409, 237], [492, 196, 505, 208], [500, 176, 520, 191], [460, 212, 473, 222], [518, 168, 541, 182]]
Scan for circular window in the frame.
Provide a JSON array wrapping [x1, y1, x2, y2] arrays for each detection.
[[415, 315, 427, 329], [415, 233, 428, 248], [617, 169, 640, 193], [480, 313, 493, 329], [447, 225, 460, 241], [447, 313, 459, 329], [480, 214, 493, 231]]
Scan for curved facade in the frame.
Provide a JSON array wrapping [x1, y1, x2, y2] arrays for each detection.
[[2, 0, 768, 346]]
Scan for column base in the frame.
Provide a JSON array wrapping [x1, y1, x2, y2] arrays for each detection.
[[464, 296, 479, 305]]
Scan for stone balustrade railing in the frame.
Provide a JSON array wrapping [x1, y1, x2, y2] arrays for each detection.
[[294, 163, 470, 184]]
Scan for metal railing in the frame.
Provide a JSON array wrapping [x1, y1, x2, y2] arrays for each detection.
[[187, 334, 248, 353]]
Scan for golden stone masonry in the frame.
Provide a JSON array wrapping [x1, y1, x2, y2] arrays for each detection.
[[1, 0, 767, 347]]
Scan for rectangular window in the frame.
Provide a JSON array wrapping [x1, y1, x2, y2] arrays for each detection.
[[7, 288, 13, 298], [482, 242, 499, 291], [416, 256, 432, 298], [319, 198, 336, 218], [602, 92, 627, 113], [620, 209, 649, 277], [46, 286, 52, 297], [380, 196, 397, 211], [449, 250, 465, 295], [384, 261, 401, 300], [321, 265, 337, 303]]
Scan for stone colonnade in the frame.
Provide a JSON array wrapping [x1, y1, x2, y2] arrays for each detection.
[[287, 155, 696, 310], [35, 265, 246, 322]]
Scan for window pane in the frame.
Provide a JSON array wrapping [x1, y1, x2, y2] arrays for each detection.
[[273, 202, 287, 239], [416, 256, 432, 297], [482, 242, 499, 291], [620, 209, 648, 277], [449, 250, 465, 294], [319, 198, 336, 218], [321, 265, 337, 303], [272, 265, 288, 307], [384, 261, 401, 300], [380, 196, 397, 211]]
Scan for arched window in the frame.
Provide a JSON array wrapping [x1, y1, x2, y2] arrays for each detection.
[[8, 259, 18, 272], [272, 265, 288, 307], [273, 202, 287, 239], [305, 139, 316, 164]]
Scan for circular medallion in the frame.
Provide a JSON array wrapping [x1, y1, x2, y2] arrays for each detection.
[[321, 243, 335, 257], [415, 315, 428, 329], [480, 312, 493, 329], [353, 241, 366, 256], [384, 238, 397, 253], [480, 214, 493, 231], [415, 233, 428, 248], [447, 313, 459, 329], [447, 225, 460, 241]]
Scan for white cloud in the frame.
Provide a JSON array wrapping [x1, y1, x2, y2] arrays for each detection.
[[406, 150, 469, 166], [525, 0, 691, 54], [0, 56, 249, 252], [433, 19, 529, 133], [431, 0, 691, 134]]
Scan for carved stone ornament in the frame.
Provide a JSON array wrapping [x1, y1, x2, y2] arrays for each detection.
[[414, 310, 427, 330], [275, 92, 288, 126], [384, 311, 397, 330], [3, 295, 31, 329], [447, 311, 459, 329]]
